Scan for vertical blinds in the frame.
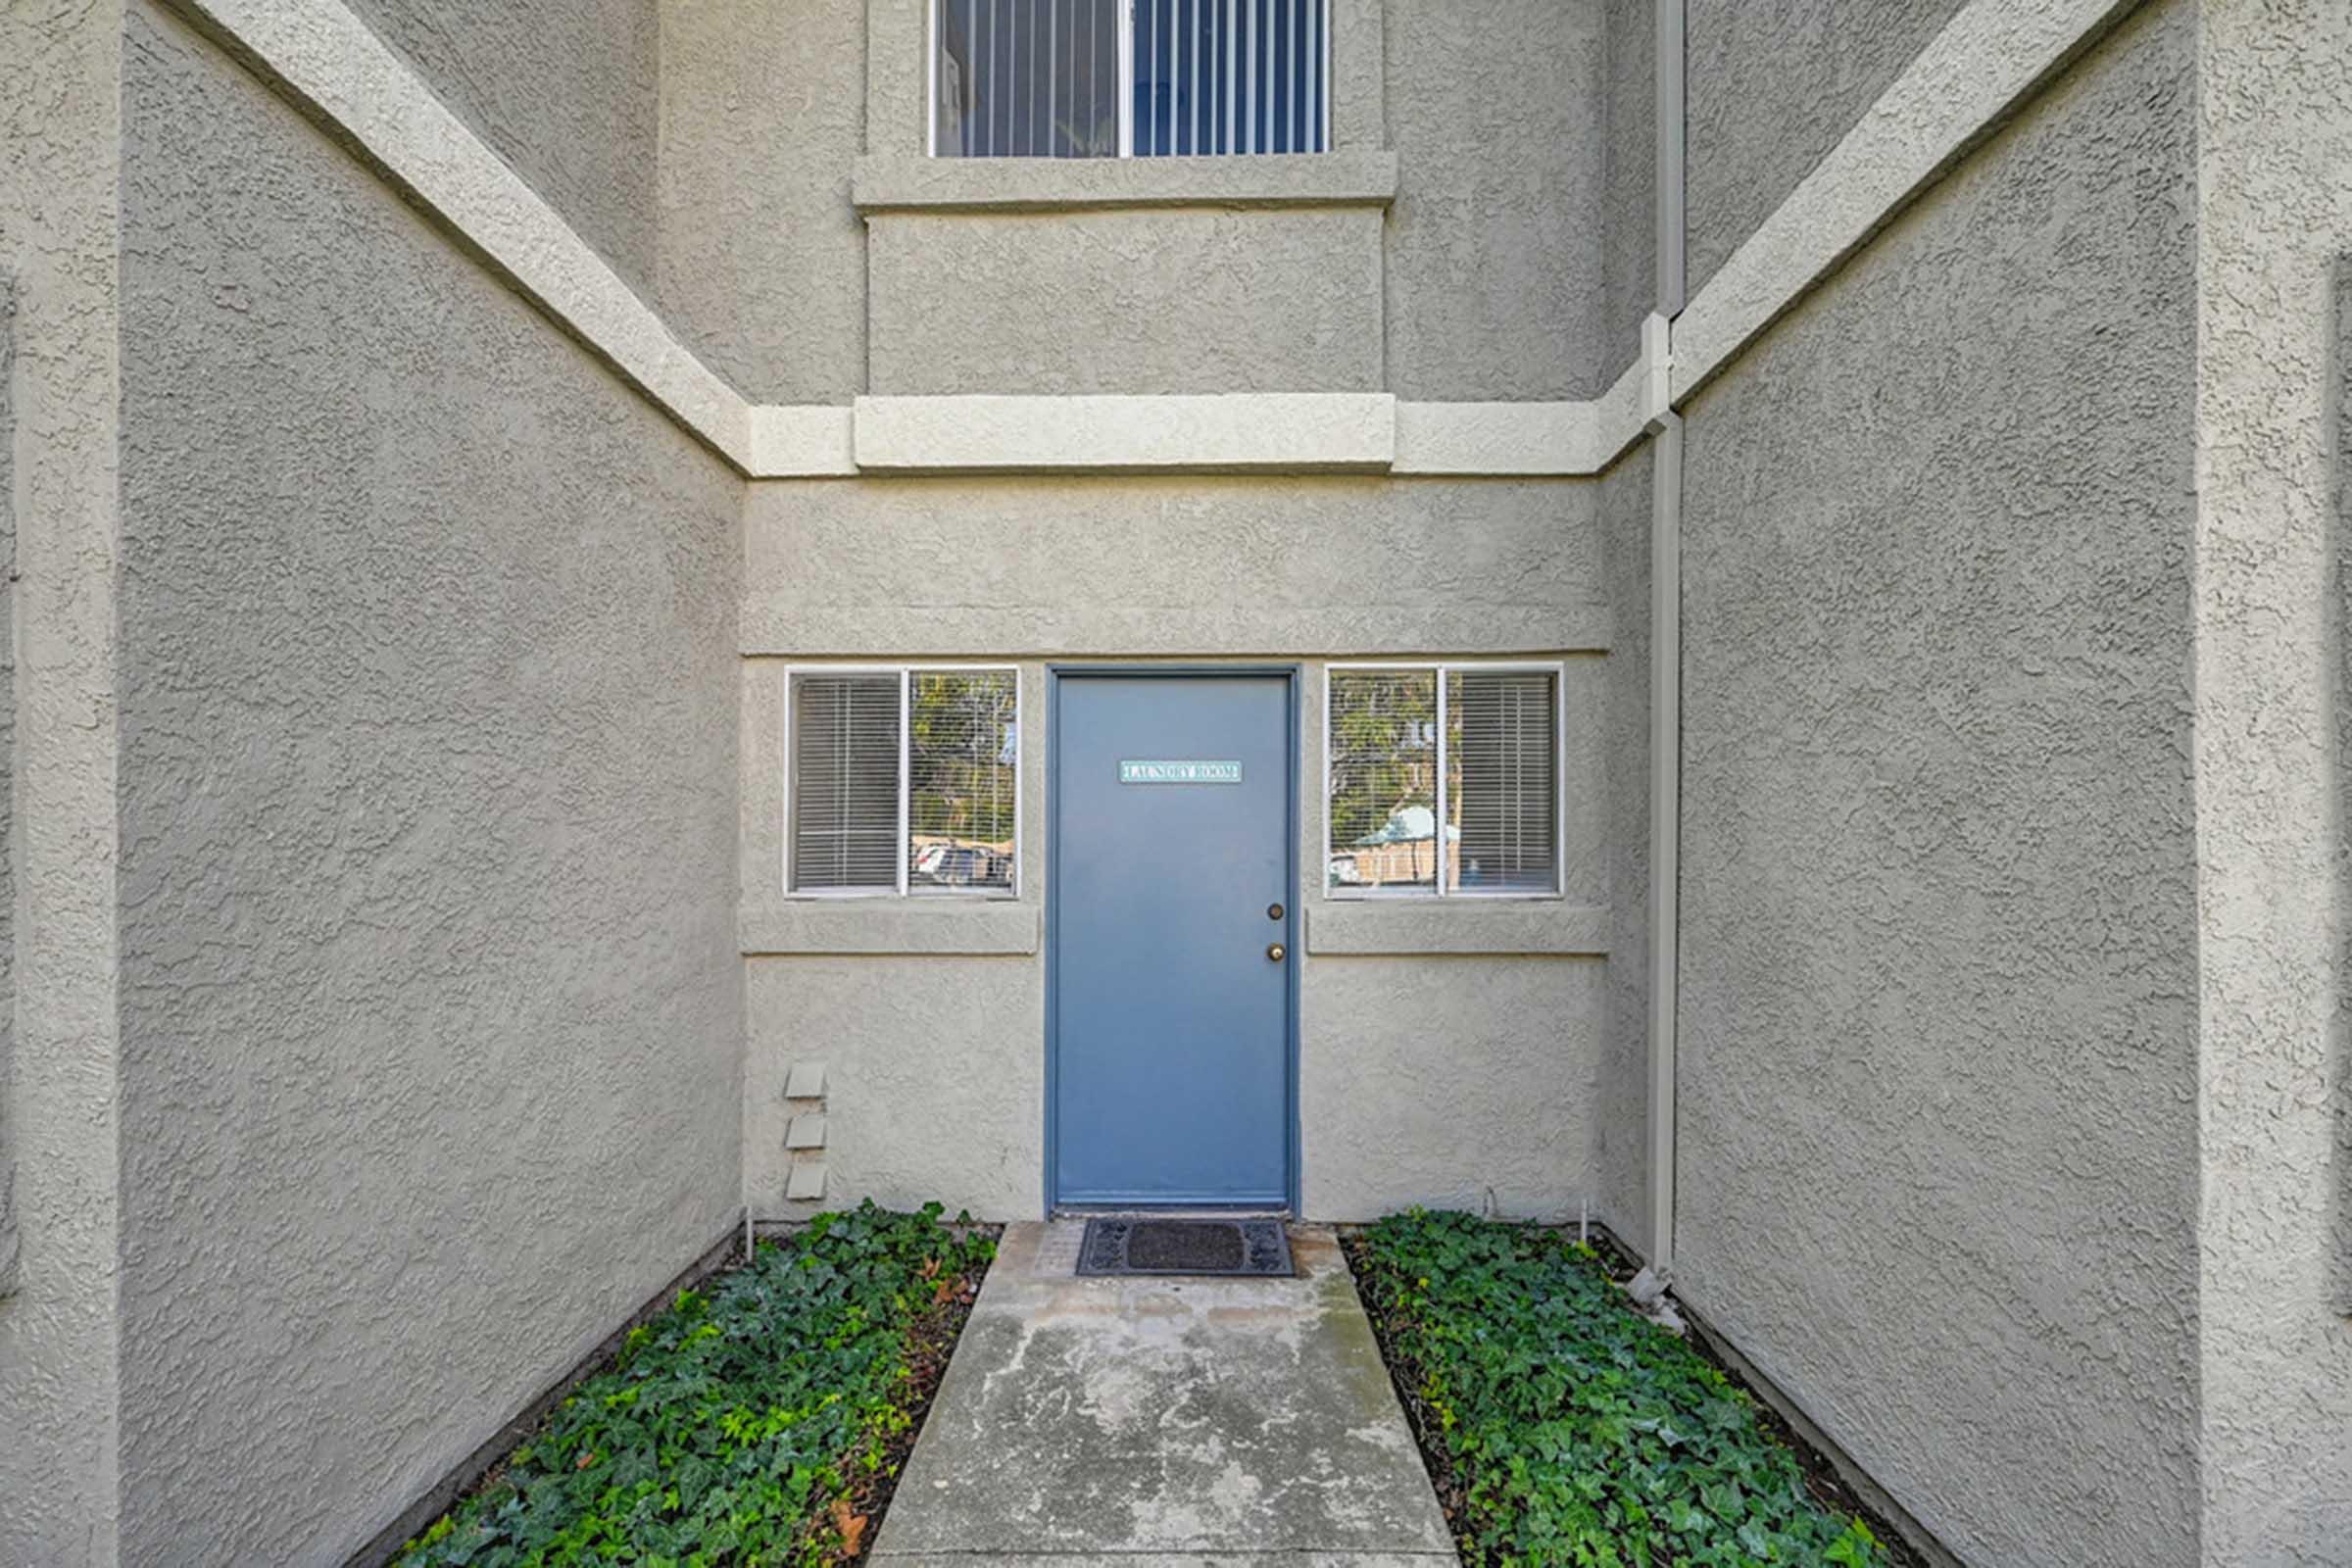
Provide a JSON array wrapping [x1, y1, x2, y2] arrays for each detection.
[[1134, 0, 1330, 156], [790, 674, 903, 892], [936, 0, 1121, 157], [935, 0, 1328, 158], [1446, 669, 1558, 894]]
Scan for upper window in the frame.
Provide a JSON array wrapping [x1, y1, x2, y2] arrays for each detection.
[[1326, 664, 1561, 898], [932, 0, 1331, 159], [788, 667, 1020, 897]]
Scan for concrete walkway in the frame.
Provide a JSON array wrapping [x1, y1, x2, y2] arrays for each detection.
[[870, 1220, 1457, 1566]]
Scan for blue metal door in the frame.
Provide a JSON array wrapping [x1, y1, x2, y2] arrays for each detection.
[[1051, 671, 1297, 1208]]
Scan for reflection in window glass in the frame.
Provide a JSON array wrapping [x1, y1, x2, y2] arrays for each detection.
[[909, 671, 1018, 894], [1326, 669, 1439, 892], [1445, 668, 1558, 893], [936, 0, 1123, 158]]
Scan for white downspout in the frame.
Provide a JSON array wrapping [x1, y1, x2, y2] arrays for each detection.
[[1643, 0, 1687, 1285]]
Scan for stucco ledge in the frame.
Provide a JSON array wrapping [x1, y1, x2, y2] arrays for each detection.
[[853, 151, 1400, 214], [740, 901, 1041, 956], [1305, 901, 1611, 956]]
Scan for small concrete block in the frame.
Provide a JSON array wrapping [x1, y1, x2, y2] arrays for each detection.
[[785, 1061, 827, 1100], [785, 1161, 827, 1201], [785, 1114, 828, 1151]]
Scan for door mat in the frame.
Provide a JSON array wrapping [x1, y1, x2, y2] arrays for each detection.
[[1075, 1217, 1294, 1278]]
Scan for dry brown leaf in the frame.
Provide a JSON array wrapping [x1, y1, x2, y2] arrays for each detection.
[[830, 1494, 869, 1557]]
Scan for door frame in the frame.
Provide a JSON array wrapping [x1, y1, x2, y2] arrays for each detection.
[[1044, 664, 1303, 1215]]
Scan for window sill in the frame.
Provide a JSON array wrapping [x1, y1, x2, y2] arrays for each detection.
[[1305, 900, 1610, 957], [852, 151, 1399, 215], [741, 900, 1039, 956]]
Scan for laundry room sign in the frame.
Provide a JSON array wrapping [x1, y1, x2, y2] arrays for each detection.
[[1118, 760, 1243, 784]]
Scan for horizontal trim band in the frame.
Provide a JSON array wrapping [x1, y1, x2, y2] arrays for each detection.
[[175, 0, 2128, 475], [740, 901, 1041, 956], [1670, 0, 2143, 404], [166, 0, 752, 467], [739, 607, 1614, 661], [751, 394, 1644, 479], [857, 393, 1395, 473], [1305, 901, 1612, 956], [853, 151, 1400, 214]]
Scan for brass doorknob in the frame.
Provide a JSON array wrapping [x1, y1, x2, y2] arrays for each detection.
[[1267, 943, 1287, 962]]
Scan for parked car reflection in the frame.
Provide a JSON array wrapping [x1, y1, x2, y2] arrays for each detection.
[[913, 841, 1014, 889]]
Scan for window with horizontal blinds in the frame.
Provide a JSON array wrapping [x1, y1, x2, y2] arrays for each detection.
[[908, 671, 1017, 893], [1325, 669, 1439, 892], [1446, 668, 1558, 894], [933, 0, 1329, 158], [1326, 664, 1561, 898], [789, 673, 903, 892]]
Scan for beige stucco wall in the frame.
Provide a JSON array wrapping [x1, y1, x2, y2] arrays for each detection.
[[658, 0, 1624, 404], [1672, 7, 2203, 1566], [340, 0, 661, 292], [866, 207, 1388, 397], [2191, 0, 2352, 1559], [101, 9, 746, 1564], [739, 476, 1627, 1224], [0, 0, 127, 1563]]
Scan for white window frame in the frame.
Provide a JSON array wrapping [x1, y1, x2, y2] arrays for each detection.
[[926, 0, 1336, 159], [782, 663, 1022, 901], [1322, 661, 1567, 902]]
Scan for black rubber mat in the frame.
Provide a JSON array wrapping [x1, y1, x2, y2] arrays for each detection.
[[1075, 1217, 1294, 1277]]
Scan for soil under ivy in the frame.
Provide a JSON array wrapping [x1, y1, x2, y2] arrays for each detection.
[[396, 1202, 996, 1568], [1344, 1210, 1913, 1568]]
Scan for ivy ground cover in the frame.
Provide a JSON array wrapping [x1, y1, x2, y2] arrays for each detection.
[[397, 1202, 995, 1568], [1346, 1210, 1891, 1568]]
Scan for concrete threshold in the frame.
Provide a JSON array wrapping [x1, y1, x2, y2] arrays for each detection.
[[869, 1220, 1457, 1565]]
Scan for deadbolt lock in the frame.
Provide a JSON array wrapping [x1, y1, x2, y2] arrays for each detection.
[[1267, 903, 1285, 921], [1267, 943, 1288, 962]]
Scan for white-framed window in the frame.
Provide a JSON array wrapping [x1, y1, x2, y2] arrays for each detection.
[[931, 0, 1332, 159], [785, 665, 1021, 898], [1324, 662, 1563, 899]]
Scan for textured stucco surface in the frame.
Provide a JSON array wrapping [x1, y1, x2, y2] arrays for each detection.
[[659, 0, 865, 404], [742, 629, 1622, 1227], [747, 957, 1046, 1221], [1683, 0, 1967, 297], [1599, 0, 1656, 373], [0, 1, 125, 1562], [1593, 446, 1651, 1254], [110, 12, 744, 1564], [2191, 0, 2352, 1559], [1301, 956, 1605, 1222], [867, 209, 1387, 397], [1382, 0, 1604, 400], [1673, 8, 2201, 1567], [0, 265, 15, 1301], [743, 476, 1610, 657], [338, 0, 660, 292]]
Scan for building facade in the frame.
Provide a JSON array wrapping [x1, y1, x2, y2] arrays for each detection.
[[1, 0, 2347, 1564]]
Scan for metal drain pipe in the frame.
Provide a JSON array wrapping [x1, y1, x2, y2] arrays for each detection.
[[1643, 0, 1687, 1284]]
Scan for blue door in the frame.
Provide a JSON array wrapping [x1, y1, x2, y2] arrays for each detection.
[[1051, 671, 1297, 1207]]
